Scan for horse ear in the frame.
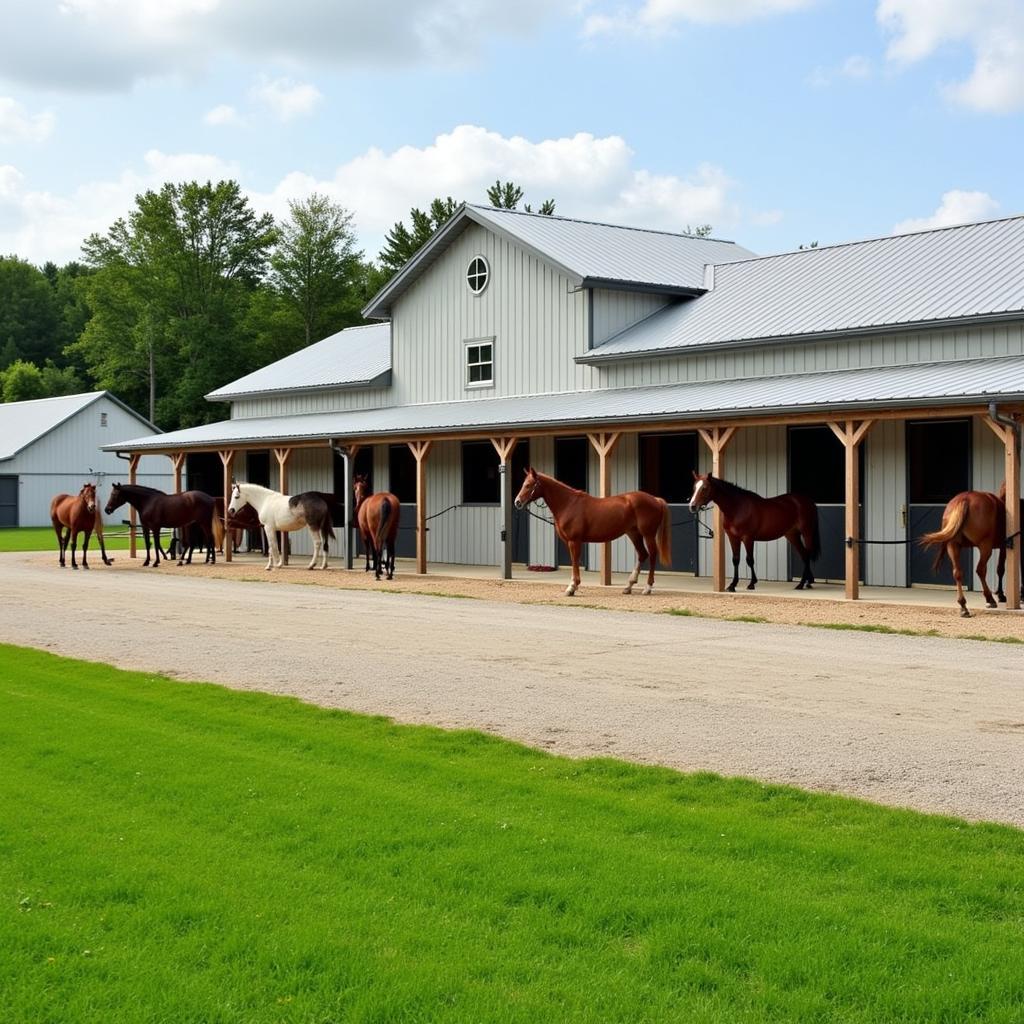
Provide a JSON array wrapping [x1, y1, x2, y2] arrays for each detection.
[[692, 469, 699, 480]]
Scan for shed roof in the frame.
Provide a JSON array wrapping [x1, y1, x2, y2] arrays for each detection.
[[0, 391, 157, 461], [105, 355, 1024, 452], [206, 322, 391, 401], [584, 214, 1024, 362], [362, 204, 755, 317]]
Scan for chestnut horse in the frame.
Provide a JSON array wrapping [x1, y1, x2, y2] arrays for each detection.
[[105, 483, 216, 568], [353, 474, 401, 580], [688, 471, 820, 592], [919, 484, 1023, 617], [514, 467, 671, 597], [49, 483, 113, 570]]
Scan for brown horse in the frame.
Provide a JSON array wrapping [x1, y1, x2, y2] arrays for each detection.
[[105, 482, 216, 568], [514, 467, 670, 597], [688, 471, 820, 592], [919, 484, 1023, 617], [49, 483, 113, 570], [353, 475, 401, 580]]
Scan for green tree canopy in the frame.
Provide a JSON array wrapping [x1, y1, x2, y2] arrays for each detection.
[[0, 257, 62, 370], [486, 180, 555, 215], [72, 180, 277, 428], [1, 359, 46, 402]]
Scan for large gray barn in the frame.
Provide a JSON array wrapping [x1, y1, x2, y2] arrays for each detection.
[[104, 206, 1024, 605], [1, 391, 169, 527]]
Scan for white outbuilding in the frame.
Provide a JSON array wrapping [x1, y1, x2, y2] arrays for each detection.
[[0, 391, 170, 527]]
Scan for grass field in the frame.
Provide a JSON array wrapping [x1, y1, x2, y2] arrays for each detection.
[[0, 526, 131, 553], [2, 645, 1023, 1023]]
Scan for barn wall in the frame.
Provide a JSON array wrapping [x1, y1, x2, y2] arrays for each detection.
[[7, 397, 170, 526], [591, 290, 669, 348], [863, 420, 907, 587]]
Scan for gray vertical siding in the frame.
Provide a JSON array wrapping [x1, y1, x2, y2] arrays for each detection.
[[864, 420, 907, 587], [591, 290, 669, 348]]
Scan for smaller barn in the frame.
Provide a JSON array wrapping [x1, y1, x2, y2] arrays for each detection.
[[0, 392, 170, 527]]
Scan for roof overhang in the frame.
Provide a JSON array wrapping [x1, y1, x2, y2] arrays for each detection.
[[205, 370, 392, 404]]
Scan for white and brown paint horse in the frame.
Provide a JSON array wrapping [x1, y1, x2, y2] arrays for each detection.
[[227, 481, 334, 570]]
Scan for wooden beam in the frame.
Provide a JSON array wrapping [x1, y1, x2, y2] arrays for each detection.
[[1003, 418, 1021, 611], [218, 450, 235, 563], [490, 437, 519, 580], [170, 452, 185, 494], [827, 420, 874, 601], [128, 453, 140, 559], [273, 448, 292, 564], [588, 432, 620, 585], [408, 440, 432, 575], [697, 426, 738, 592]]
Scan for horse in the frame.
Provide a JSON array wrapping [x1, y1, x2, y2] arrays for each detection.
[[514, 467, 671, 597], [49, 483, 114, 570], [353, 474, 401, 580], [227, 481, 334, 570], [216, 497, 267, 555], [688, 471, 820, 592], [919, 483, 1023, 617], [104, 483, 216, 568]]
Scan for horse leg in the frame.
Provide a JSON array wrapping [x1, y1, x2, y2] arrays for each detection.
[[566, 541, 581, 596], [745, 539, 758, 591], [976, 543, 997, 609], [996, 545, 1007, 603], [947, 542, 969, 617], [265, 527, 279, 570], [70, 528, 79, 570], [642, 533, 659, 595], [55, 522, 68, 567], [307, 525, 319, 570], [81, 528, 92, 570], [374, 540, 384, 580], [788, 532, 810, 590], [622, 529, 646, 595], [387, 537, 396, 580], [726, 535, 741, 592]]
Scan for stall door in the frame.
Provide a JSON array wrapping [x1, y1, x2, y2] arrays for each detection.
[[334, 447, 374, 555], [0, 476, 17, 527], [389, 444, 418, 560], [554, 437, 588, 569], [788, 425, 862, 583], [907, 420, 971, 586], [510, 442, 530, 565], [639, 432, 699, 574]]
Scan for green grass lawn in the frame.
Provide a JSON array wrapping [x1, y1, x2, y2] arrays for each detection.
[[1, 645, 1022, 1024], [0, 526, 131, 553]]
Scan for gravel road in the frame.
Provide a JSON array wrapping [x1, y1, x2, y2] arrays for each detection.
[[2, 551, 1022, 828]]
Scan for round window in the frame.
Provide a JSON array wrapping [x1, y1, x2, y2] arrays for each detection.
[[467, 255, 489, 295]]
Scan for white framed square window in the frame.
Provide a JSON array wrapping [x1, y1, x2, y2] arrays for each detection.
[[464, 337, 494, 389]]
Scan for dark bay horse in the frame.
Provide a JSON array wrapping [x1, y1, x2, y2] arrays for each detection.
[[49, 483, 113, 570], [919, 484, 1023, 617], [514, 467, 670, 597], [353, 475, 401, 580], [105, 483, 216, 568], [689, 472, 820, 592]]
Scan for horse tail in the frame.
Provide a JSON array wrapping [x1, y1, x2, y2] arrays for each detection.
[[920, 496, 969, 570], [657, 500, 672, 566], [373, 498, 391, 550], [808, 500, 822, 562]]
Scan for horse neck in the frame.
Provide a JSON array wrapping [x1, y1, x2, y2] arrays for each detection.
[[239, 483, 277, 514], [117, 484, 154, 507], [537, 474, 580, 518], [707, 477, 746, 516]]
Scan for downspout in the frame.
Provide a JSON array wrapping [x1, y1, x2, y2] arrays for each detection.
[[330, 441, 355, 569]]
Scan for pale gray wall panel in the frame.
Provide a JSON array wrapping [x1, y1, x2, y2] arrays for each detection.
[[592, 290, 668, 348], [864, 419, 907, 587], [527, 434, 557, 569]]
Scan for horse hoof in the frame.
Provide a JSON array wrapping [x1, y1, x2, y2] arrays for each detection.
[[565, 588, 576, 597], [643, 586, 653, 596], [746, 583, 756, 591], [960, 609, 971, 618], [794, 583, 804, 590], [82, 564, 89, 571], [726, 585, 737, 593], [999, 594, 1007, 603], [987, 600, 997, 609], [71, 565, 78, 570], [622, 586, 633, 595]]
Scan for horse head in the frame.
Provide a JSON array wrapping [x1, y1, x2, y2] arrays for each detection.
[[80, 483, 97, 513], [226, 479, 245, 518], [514, 467, 541, 510], [353, 474, 371, 505], [104, 483, 124, 515], [688, 471, 713, 512]]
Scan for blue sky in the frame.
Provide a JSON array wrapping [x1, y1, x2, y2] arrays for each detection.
[[1, 0, 1022, 265]]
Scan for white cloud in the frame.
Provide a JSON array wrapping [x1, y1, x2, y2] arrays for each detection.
[[878, 0, 1024, 113], [248, 125, 744, 255], [251, 76, 322, 121], [0, 96, 55, 143], [203, 103, 243, 127], [1, 0, 563, 91], [583, 0, 816, 37], [892, 190, 1000, 234]]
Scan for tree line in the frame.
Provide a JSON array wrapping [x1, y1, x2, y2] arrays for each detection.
[[0, 179, 556, 429]]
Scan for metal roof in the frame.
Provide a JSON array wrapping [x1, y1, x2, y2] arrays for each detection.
[[583, 215, 1024, 362], [206, 322, 391, 401], [105, 354, 1024, 452], [363, 204, 755, 317], [0, 391, 157, 461]]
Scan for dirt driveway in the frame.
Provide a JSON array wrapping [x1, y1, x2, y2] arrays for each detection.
[[2, 551, 1023, 828]]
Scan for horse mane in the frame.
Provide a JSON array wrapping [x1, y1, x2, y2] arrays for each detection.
[[709, 474, 761, 501], [237, 482, 277, 497], [537, 470, 585, 498], [117, 482, 163, 494]]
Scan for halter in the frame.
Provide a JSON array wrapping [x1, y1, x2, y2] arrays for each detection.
[[518, 476, 542, 507]]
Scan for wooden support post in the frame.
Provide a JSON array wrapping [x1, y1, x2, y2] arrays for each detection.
[[128, 453, 140, 559], [408, 440, 432, 575], [984, 413, 1022, 611], [170, 452, 185, 493], [587, 432, 621, 586], [827, 419, 874, 601], [218, 450, 235, 563], [273, 447, 292, 565], [697, 426, 737, 592], [336, 443, 360, 570], [490, 436, 519, 580]]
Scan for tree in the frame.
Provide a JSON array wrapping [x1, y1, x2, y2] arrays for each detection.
[[486, 180, 555, 215], [0, 257, 62, 369], [1, 359, 46, 402], [73, 180, 277, 427], [270, 194, 363, 350], [378, 197, 459, 274], [684, 224, 713, 238]]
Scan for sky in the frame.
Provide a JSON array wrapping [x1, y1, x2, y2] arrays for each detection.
[[1, 0, 1023, 266]]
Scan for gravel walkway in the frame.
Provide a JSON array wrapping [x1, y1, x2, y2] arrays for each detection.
[[2, 551, 1023, 828]]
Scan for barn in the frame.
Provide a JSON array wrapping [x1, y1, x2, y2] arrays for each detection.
[[0, 391, 170, 527], [103, 206, 1024, 605]]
